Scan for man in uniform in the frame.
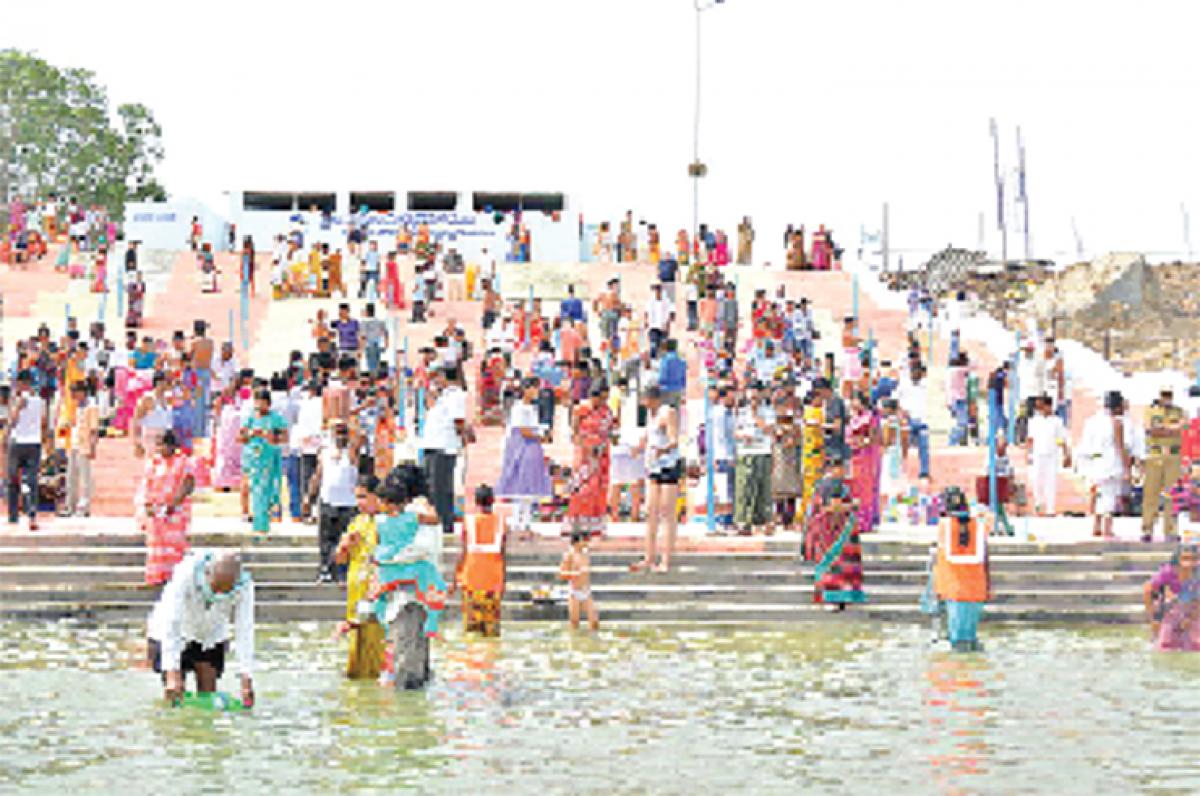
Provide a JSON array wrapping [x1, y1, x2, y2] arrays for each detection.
[[1142, 386, 1186, 542]]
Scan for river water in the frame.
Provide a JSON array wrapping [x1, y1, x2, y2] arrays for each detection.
[[0, 621, 1196, 795]]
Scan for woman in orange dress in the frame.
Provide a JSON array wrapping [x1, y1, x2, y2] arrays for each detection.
[[139, 431, 196, 586]]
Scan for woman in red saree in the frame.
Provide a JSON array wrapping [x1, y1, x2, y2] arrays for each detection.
[[566, 385, 615, 537], [91, 248, 108, 293], [139, 431, 196, 586], [382, 253, 404, 310], [804, 456, 865, 606]]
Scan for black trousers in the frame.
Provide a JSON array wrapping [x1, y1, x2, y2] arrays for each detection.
[[648, 328, 665, 358], [424, 450, 458, 535], [7, 443, 40, 522], [318, 503, 356, 579], [300, 454, 319, 506], [537, 388, 556, 431]]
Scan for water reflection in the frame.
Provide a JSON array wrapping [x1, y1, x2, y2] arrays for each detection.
[[4, 621, 1200, 793], [922, 652, 993, 793]]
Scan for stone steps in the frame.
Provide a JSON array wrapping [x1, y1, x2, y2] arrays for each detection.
[[0, 578, 1149, 601], [0, 598, 1144, 625]]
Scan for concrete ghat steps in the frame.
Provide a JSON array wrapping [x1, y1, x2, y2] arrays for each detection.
[[0, 558, 1160, 587], [0, 526, 1167, 624], [0, 600, 1144, 626]]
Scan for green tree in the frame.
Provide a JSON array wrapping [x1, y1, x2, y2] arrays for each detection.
[[0, 49, 166, 226]]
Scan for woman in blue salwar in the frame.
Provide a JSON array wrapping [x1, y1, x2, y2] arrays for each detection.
[[240, 390, 287, 533]]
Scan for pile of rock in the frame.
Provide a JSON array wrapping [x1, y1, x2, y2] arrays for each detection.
[[882, 248, 1200, 375]]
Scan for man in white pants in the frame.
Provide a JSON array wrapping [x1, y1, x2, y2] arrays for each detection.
[[1025, 395, 1070, 517]]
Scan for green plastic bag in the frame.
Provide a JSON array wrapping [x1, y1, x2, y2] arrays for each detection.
[[178, 691, 249, 712]]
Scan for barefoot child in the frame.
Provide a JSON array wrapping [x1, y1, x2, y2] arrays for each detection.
[[334, 475, 386, 679], [455, 484, 507, 637], [559, 530, 599, 631]]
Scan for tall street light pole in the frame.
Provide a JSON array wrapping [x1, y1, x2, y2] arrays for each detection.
[[692, 0, 723, 534], [691, 0, 724, 259]]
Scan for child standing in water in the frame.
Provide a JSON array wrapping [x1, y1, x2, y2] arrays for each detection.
[[559, 530, 599, 631]]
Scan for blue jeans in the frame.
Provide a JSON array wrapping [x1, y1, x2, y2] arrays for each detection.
[[360, 271, 379, 300], [195, 368, 212, 439], [909, 418, 930, 478], [365, 342, 382, 374], [949, 400, 969, 446], [284, 453, 303, 520], [1056, 399, 1071, 428]]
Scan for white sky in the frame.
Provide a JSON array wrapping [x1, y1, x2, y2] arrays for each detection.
[[6, 0, 1200, 262]]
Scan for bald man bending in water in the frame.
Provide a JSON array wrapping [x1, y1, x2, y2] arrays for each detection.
[[147, 550, 256, 706]]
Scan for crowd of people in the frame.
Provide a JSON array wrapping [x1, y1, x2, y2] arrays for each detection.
[[7, 200, 1200, 699]]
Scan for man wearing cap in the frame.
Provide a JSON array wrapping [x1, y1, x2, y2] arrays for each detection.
[[1142, 387, 1186, 542]]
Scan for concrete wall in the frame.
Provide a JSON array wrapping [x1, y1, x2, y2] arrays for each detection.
[[124, 199, 228, 251]]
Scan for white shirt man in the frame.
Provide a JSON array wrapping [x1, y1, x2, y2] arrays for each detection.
[[479, 248, 496, 285], [485, 321, 515, 357], [422, 383, 467, 456], [311, 425, 359, 582], [1080, 398, 1141, 536], [897, 373, 928, 425], [9, 388, 45, 446], [1026, 400, 1069, 516], [646, 292, 674, 334], [213, 349, 239, 393], [421, 378, 468, 536], [1017, 345, 1045, 405], [147, 550, 255, 703], [291, 390, 324, 459]]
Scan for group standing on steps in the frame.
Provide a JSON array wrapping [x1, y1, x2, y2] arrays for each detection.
[[11, 203, 1200, 696]]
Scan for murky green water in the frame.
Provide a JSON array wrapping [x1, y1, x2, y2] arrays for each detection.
[[0, 621, 1196, 795]]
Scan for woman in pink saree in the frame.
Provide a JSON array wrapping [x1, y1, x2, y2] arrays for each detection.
[[713, 230, 730, 267], [812, 224, 831, 271], [847, 392, 881, 535], [212, 385, 245, 491], [1148, 546, 1200, 651]]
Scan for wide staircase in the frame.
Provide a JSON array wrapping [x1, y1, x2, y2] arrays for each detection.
[[0, 526, 1158, 624], [0, 253, 1128, 628]]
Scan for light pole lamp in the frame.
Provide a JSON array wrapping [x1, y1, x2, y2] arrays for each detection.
[[691, 0, 725, 260]]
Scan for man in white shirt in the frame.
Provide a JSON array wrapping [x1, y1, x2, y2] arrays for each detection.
[[305, 421, 360, 583], [709, 387, 737, 526], [478, 246, 496, 287], [421, 369, 469, 536], [212, 342, 239, 393], [6, 371, 47, 529], [291, 382, 325, 517], [147, 549, 255, 706], [1025, 395, 1071, 516], [791, 299, 815, 360], [1080, 391, 1140, 539], [645, 283, 675, 359], [1016, 339, 1044, 443], [897, 365, 931, 480]]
